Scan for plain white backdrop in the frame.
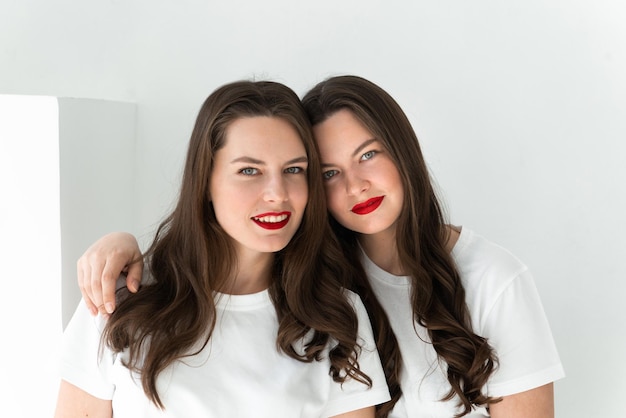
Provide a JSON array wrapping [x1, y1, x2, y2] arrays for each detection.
[[1, 1, 625, 416]]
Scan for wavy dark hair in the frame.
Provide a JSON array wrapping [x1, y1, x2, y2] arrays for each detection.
[[102, 80, 371, 408], [302, 75, 500, 417]]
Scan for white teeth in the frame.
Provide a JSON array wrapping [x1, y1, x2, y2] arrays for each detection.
[[253, 214, 288, 223]]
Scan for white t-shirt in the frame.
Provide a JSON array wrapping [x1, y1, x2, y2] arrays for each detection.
[[364, 227, 565, 417], [59, 289, 390, 417]]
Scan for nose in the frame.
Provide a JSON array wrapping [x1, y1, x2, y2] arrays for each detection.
[[263, 173, 288, 202], [345, 170, 368, 196]]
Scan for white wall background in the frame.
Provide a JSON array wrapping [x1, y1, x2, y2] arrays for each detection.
[[1, 0, 624, 416], [58, 98, 136, 326]]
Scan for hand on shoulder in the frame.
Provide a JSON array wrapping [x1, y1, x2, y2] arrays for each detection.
[[77, 231, 143, 316]]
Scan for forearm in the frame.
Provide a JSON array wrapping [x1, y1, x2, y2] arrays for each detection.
[[54, 380, 112, 418]]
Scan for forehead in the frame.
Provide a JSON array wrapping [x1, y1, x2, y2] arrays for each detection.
[[312, 109, 374, 153], [314, 109, 372, 137], [223, 116, 304, 148], [215, 116, 307, 163]]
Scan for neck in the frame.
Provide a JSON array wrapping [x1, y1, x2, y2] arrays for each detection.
[[358, 224, 462, 276], [220, 248, 275, 295], [358, 228, 405, 276]]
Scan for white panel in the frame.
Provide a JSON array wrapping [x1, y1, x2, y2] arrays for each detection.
[[0, 94, 62, 418]]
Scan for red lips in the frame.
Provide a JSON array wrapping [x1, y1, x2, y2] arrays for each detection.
[[351, 196, 384, 215], [251, 212, 291, 230]]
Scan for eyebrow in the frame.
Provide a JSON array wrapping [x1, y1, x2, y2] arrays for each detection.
[[230, 156, 308, 165], [352, 138, 378, 158], [321, 138, 377, 168]]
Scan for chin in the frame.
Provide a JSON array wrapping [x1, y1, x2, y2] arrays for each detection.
[[349, 221, 395, 237], [257, 238, 292, 253]]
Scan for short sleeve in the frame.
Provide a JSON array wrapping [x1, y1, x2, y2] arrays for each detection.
[[59, 299, 117, 400], [323, 291, 391, 417], [481, 269, 565, 396]]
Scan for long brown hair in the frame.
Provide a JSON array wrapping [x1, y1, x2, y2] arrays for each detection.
[[102, 81, 371, 408], [302, 75, 499, 417]]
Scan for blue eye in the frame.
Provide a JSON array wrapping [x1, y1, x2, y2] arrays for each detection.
[[322, 170, 338, 180], [285, 167, 304, 174], [240, 167, 258, 175], [361, 150, 376, 161]]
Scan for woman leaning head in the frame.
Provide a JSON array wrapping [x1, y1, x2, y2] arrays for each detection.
[[302, 75, 445, 248], [302, 75, 499, 415]]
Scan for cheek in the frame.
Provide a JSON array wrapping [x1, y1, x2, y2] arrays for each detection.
[[293, 189, 308, 211], [382, 159, 403, 187], [323, 183, 345, 218], [285, 178, 309, 209], [210, 183, 244, 220], [209, 196, 230, 224]]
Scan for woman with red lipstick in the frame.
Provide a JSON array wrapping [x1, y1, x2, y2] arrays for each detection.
[[75, 76, 564, 418], [301, 76, 564, 418], [55, 80, 390, 418]]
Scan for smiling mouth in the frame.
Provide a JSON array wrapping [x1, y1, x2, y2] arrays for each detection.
[[351, 196, 384, 215], [252, 212, 291, 230]]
